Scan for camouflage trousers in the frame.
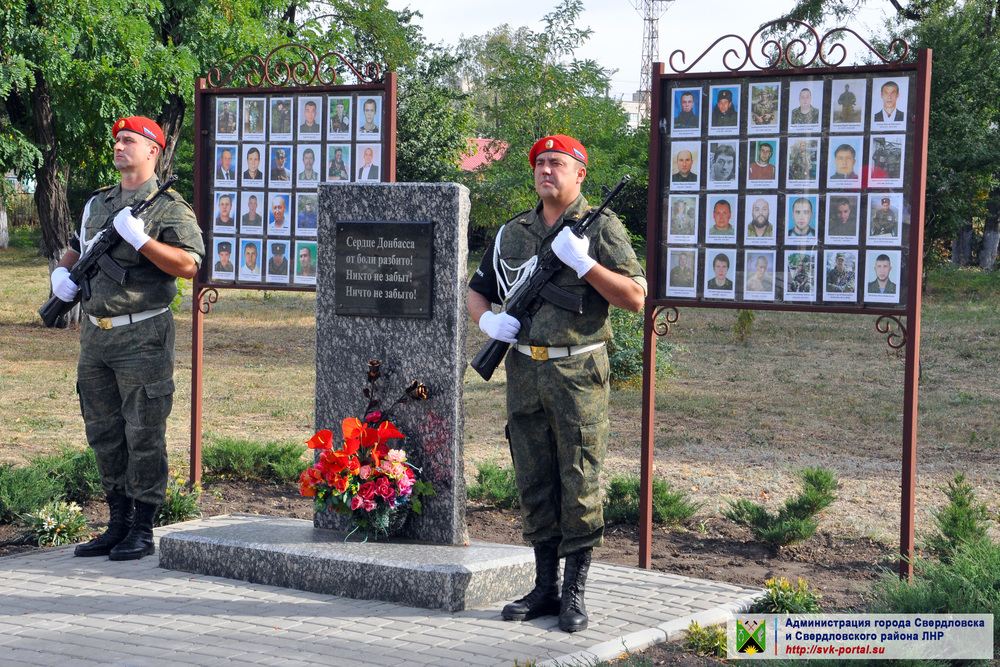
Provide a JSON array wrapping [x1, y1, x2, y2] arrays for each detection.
[[77, 312, 175, 505], [505, 346, 610, 557]]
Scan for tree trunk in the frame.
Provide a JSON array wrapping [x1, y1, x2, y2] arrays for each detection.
[[156, 92, 185, 181], [952, 224, 974, 266], [980, 188, 1000, 270], [0, 191, 8, 250], [30, 74, 80, 327]]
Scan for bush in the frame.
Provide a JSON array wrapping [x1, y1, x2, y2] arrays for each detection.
[[467, 461, 519, 509], [155, 474, 202, 527], [748, 576, 822, 614], [0, 464, 63, 523], [607, 308, 684, 388], [202, 437, 308, 483], [723, 467, 838, 547], [31, 446, 102, 502], [924, 472, 991, 560], [684, 621, 727, 658], [603, 474, 702, 526], [19, 500, 90, 547]]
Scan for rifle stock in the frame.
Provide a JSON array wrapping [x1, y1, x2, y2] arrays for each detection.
[[471, 175, 631, 381], [38, 175, 178, 328]]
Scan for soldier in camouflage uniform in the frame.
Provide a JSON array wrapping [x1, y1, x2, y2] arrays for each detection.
[[50, 116, 204, 562], [468, 135, 646, 633]]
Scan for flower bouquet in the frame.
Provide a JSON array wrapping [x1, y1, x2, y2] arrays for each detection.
[[300, 360, 434, 541]]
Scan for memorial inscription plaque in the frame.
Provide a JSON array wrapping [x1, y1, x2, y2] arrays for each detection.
[[335, 220, 433, 318]]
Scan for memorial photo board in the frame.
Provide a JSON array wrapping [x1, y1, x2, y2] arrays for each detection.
[[652, 67, 919, 312]]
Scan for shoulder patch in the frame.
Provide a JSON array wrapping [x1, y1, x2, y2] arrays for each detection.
[[506, 209, 532, 224], [90, 184, 115, 197], [163, 188, 185, 202]]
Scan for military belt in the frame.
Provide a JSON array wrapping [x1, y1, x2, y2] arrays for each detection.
[[515, 342, 604, 361], [88, 307, 169, 330]]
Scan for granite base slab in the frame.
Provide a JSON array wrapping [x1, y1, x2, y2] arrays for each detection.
[[158, 515, 534, 612]]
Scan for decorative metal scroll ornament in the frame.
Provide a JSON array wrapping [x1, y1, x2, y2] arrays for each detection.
[[668, 19, 909, 73], [875, 314, 907, 349], [198, 287, 220, 315], [207, 43, 381, 89], [651, 305, 680, 337]]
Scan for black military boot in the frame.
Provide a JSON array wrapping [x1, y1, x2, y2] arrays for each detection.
[[502, 539, 561, 621], [558, 548, 592, 632], [108, 500, 158, 561], [74, 491, 134, 557]]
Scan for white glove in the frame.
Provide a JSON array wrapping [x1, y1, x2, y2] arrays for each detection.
[[51, 266, 79, 303], [113, 206, 151, 251], [551, 227, 596, 278], [478, 311, 521, 343]]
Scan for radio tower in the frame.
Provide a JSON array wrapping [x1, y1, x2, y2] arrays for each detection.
[[631, 0, 674, 120]]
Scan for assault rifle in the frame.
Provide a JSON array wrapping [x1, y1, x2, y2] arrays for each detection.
[[471, 175, 631, 381], [38, 175, 178, 328]]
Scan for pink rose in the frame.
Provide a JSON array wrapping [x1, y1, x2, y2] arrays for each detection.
[[362, 498, 376, 512], [364, 410, 382, 424], [389, 462, 406, 478], [359, 465, 372, 480], [350, 495, 363, 510], [358, 481, 376, 501], [386, 449, 406, 463], [397, 476, 414, 494]]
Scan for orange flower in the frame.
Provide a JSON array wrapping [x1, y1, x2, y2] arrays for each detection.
[[332, 474, 349, 493], [306, 429, 335, 450], [377, 421, 404, 443]]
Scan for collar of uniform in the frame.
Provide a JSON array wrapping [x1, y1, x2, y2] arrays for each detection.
[[523, 194, 590, 239], [112, 176, 158, 208]]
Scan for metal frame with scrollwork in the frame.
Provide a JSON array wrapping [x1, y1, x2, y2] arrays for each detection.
[[189, 45, 396, 484], [638, 23, 931, 581]]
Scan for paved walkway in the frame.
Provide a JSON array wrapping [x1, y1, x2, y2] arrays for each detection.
[[0, 516, 760, 666]]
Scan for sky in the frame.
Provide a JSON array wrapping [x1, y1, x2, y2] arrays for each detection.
[[386, 0, 893, 98]]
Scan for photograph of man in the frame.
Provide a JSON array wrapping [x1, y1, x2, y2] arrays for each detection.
[[269, 146, 292, 186], [296, 244, 317, 277], [240, 193, 264, 231], [747, 141, 776, 183], [297, 146, 320, 185], [668, 196, 697, 238], [270, 98, 292, 136], [789, 82, 822, 129], [869, 195, 900, 238], [50, 116, 204, 562], [744, 253, 774, 293], [706, 252, 734, 292], [268, 194, 291, 235], [785, 252, 816, 297], [706, 197, 736, 240], [243, 98, 265, 138], [749, 82, 780, 131], [467, 134, 646, 633], [867, 252, 897, 295], [216, 99, 237, 135], [242, 145, 263, 184], [787, 196, 817, 240], [670, 144, 699, 187], [214, 240, 235, 274], [709, 86, 738, 131], [873, 79, 906, 125], [672, 89, 700, 132], [357, 97, 380, 136], [240, 240, 261, 280], [828, 140, 863, 188], [329, 97, 351, 136], [832, 80, 866, 126], [214, 146, 236, 184], [267, 242, 289, 277], [825, 251, 856, 294], [746, 196, 775, 240], [787, 139, 819, 184], [669, 250, 695, 287], [296, 194, 317, 232], [707, 142, 737, 188], [327, 145, 350, 181], [213, 192, 236, 231], [826, 195, 859, 239], [868, 135, 905, 184], [298, 98, 321, 136], [357, 145, 380, 181]]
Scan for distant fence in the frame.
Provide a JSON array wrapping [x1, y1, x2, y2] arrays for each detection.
[[3, 193, 38, 228]]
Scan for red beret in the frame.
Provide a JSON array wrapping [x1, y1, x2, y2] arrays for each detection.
[[112, 116, 165, 149], [528, 134, 588, 167]]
